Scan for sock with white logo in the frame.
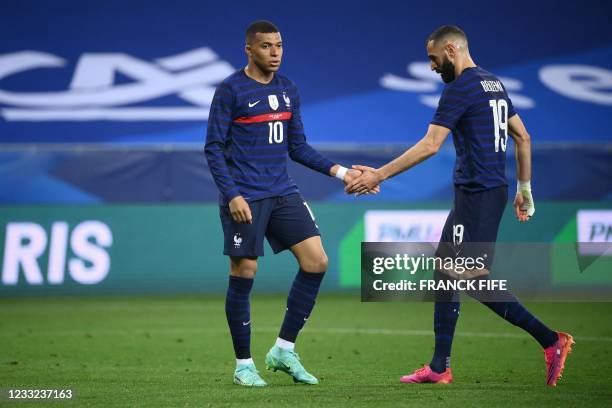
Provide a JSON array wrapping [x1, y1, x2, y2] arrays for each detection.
[[430, 299, 460, 374], [278, 269, 325, 343], [226, 275, 254, 359], [275, 337, 295, 351]]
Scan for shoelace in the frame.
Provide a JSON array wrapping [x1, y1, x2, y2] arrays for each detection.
[[544, 349, 552, 363], [415, 366, 429, 375], [544, 347, 558, 364], [237, 366, 260, 376]]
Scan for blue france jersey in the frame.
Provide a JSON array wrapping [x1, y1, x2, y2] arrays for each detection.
[[431, 67, 517, 191], [205, 70, 334, 204]]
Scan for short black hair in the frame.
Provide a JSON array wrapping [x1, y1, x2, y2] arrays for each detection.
[[426, 25, 467, 46], [246, 20, 279, 43]]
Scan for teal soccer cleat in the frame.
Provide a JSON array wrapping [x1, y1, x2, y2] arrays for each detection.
[[233, 363, 267, 387], [265, 346, 319, 385]]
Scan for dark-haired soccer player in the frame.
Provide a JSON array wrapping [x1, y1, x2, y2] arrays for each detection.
[[205, 20, 367, 387], [347, 25, 573, 386]]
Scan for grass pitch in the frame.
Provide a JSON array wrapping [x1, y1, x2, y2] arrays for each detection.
[[1, 295, 612, 407]]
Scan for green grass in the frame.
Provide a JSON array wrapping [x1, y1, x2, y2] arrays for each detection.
[[1, 295, 612, 407]]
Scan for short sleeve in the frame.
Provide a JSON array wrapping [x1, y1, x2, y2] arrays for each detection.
[[430, 86, 469, 130], [506, 94, 517, 119]]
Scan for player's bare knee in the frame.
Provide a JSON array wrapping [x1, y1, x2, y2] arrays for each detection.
[[230, 257, 258, 278], [300, 252, 328, 273], [319, 252, 329, 271], [232, 264, 257, 279]]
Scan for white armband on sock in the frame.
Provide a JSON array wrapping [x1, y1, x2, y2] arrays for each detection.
[[335, 166, 348, 181]]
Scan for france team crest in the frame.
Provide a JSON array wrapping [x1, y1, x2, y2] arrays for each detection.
[[268, 95, 279, 110]]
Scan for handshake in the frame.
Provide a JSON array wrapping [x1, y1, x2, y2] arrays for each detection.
[[338, 165, 384, 196]]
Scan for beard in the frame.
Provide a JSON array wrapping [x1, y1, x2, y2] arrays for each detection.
[[439, 58, 456, 83]]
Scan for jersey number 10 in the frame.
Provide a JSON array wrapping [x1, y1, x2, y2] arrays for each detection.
[[489, 99, 508, 152], [268, 121, 284, 144]]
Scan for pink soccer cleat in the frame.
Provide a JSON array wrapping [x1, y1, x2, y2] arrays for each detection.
[[400, 365, 453, 384], [544, 332, 575, 386]]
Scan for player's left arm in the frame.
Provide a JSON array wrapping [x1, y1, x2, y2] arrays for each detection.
[[508, 113, 534, 222], [346, 124, 451, 194]]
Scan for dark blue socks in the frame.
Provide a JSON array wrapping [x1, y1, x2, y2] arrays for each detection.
[[468, 282, 558, 348], [225, 275, 254, 359], [430, 286, 558, 373], [479, 297, 558, 349], [279, 269, 325, 343], [430, 300, 460, 373], [226, 270, 325, 358]]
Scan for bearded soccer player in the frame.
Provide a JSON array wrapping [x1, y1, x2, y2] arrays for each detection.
[[205, 20, 367, 387], [347, 25, 573, 386]]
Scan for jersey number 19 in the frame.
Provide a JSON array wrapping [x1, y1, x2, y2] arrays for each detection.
[[489, 99, 508, 152]]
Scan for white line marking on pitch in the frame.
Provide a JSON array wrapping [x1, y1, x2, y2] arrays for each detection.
[[254, 326, 612, 343]]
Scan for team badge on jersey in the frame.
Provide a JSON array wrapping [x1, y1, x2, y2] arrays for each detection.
[[282, 92, 291, 108], [268, 95, 279, 110]]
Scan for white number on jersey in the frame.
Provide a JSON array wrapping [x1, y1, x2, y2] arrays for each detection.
[[268, 121, 284, 144], [453, 224, 464, 246], [489, 99, 508, 152]]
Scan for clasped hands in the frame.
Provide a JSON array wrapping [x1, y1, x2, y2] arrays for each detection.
[[343, 165, 383, 196]]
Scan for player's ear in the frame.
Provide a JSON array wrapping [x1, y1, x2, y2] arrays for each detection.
[[445, 42, 456, 59]]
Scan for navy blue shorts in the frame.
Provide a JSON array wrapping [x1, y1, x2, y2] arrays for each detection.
[[220, 193, 320, 257], [436, 185, 507, 269]]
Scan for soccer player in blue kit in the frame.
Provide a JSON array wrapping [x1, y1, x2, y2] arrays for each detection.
[[347, 26, 573, 386], [205, 20, 367, 387]]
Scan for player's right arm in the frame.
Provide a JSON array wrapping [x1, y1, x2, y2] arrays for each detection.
[[508, 114, 534, 222], [346, 82, 465, 195], [204, 83, 252, 223], [346, 124, 451, 195]]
